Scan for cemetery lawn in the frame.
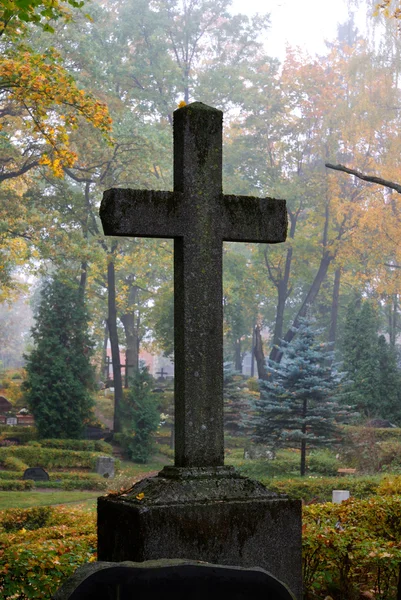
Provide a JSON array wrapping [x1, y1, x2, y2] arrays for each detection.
[[0, 490, 102, 510]]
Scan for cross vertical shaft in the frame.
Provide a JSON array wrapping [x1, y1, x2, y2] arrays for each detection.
[[173, 104, 224, 467]]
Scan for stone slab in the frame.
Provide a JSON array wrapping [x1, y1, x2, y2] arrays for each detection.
[[22, 467, 49, 481], [97, 467, 302, 599], [96, 456, 115, 479], [52, 559, 296, 600]]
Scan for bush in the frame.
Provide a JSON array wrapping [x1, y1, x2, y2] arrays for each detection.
[[1, 506, 53, 532], [2, 456, 29, 471], [119, 366, 160, 463], [303, 496, 401, 599], [28, 439, 112, 453], [157, 444, 174, 459], [0, 479, 33, 491], [0, 426, 38, 444], [263, 475, 381, 503], [0, 446, 103, 469], [307, 449, 339, 476], [0, 505, 96, 597]]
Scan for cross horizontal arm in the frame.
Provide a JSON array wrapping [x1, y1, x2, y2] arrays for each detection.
[[221, 195, 287, 243], [100, 189, 185, 238]]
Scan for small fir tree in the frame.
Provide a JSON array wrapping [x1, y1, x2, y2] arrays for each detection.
[[251, 319, 349, 476], [23, 277, 95, 439], [119, 364, 160, 463]]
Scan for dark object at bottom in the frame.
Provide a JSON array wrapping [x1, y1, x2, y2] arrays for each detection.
[[52, 559, 296, 600]]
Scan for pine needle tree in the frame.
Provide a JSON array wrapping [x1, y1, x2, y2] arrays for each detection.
[[23, 276, 95, 439], [251, 319, 349, 476]]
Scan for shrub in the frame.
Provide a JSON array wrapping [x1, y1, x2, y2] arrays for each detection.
[[263, 475, 381, 503], [0, 479, 33, 491], [0, 446, 103, 469], [157, 444, 174, 459], [1, 506, 53, 532], [0, 505, 96, 598], [28, 439, 112, 453], [2, 456, 29, 471], [303, 497, 401, 599], [307, 449, 339, 476], [119, 366, 160, 463]]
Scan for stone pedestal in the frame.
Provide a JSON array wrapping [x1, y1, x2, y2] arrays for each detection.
[[97, 467, 302, 599]]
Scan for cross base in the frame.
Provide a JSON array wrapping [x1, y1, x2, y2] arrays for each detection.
[[97, 469, 302, 599]]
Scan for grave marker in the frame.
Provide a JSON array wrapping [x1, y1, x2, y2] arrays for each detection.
[[96, 102, 301, 598], [22, 467, 49, 481]]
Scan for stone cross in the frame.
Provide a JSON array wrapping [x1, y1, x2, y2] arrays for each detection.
[[100, 102, 287, 469]]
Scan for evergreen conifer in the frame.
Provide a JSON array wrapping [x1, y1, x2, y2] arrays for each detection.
[[23, 277, 95, 439], [251, 319, 348, 476]]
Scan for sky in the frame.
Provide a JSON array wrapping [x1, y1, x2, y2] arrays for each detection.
[[229, 0, 367, 61]]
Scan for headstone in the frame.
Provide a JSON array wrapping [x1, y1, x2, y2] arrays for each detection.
[[22, 467, 49, 481], [6, 417, 17, 426], [95, 103, 301, 598], [96, 456, 115, 479], [243, 445, 275, 460], [52, 559, 296, 600], [332, 490, 350, 503]]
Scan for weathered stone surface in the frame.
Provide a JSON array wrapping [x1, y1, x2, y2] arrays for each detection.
[[52, 559, 296, 600], [95, 103, 301, 598], [100, 102, 287, 468], [22, 467, 49, 481], [97, 468, 302, 599], [95, 456, 115, 479]]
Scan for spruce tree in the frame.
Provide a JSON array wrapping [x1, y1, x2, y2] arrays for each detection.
[[342, 299, 381, 417], [342, 299, 401, 421], [23, 277, 95, 439], [251, 319, 347, 476]]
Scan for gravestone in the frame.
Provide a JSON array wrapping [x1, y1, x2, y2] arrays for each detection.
[[243, 445, 275, 460], [52, 559, 296, 600], [22, 467, 49, 481], [97, 103, 302, 598], [96, 456, 115, 479], [332, 490, 350, 503]]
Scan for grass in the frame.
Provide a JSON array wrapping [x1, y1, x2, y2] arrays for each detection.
[[0, 491, 103, 510]]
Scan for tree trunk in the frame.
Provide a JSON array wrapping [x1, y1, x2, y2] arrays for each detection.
[[120, 284, 141, 387], [328, 268, 341, 350], [234, 338, 242, 372], [254, 324, 268, 380], [388, 295, 398, 350], [107, 259, 123, 433], [300, 398, 307, 477], [102, 321, 109, 382], [270, 251, 334, 363]]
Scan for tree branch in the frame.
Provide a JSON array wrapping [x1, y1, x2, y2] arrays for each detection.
[[325, 163, 401, 194]]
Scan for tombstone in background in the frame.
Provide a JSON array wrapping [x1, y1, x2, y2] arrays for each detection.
[[96, 456, 115, 479], [332, 490, 350, 503], [52, 559, 296, 600], [22, 467, 49, 481], [243, 445, 275, 460], [96, 103, 301, 598]]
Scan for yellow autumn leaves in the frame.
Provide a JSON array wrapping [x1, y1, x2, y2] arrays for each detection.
[[1, 48, 112, 177]]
